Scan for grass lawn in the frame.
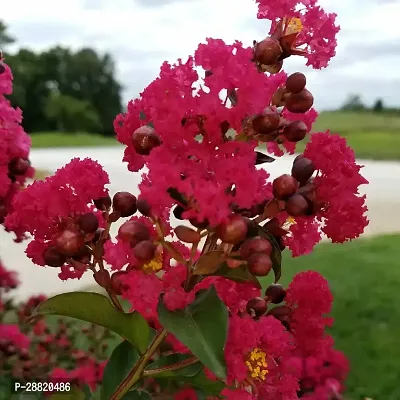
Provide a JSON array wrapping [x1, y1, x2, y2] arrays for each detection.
[[29, 111, 400, 161], [30, 132, 119, 148], [260, 234, 400, 399]]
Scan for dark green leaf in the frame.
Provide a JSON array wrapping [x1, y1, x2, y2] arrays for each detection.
[[182, 371, 225, 396], [257, 223, 283, 282], [31, 292, 150, 353], [213, 263, 261, 289], [81, 384, 92, 400], [158, 285, 228, 379], [100, 341, 140, 400], [146, 354, 203, 378], [193, 250, 225, 276], [123, 391, 151, 400]]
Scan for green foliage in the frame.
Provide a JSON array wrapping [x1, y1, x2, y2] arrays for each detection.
[[158, 285, 228, 379], [100, 341, 140, 400], [31, 292, 151, 353], [145, 354, 203, 378]]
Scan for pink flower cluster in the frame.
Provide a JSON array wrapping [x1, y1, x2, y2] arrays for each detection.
[[0, 58, 34, 237]]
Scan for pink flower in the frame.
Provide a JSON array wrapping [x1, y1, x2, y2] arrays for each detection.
[[0, 324, 30, 349], [0, 261, 19, 290]]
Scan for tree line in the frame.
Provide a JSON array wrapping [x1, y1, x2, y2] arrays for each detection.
[[1, 21, 122, 136]]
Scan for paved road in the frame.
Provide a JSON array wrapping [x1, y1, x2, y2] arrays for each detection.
[[1, 146, 399, 300]]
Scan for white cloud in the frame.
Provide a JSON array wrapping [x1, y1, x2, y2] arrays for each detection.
[[2, 0, 400, 109]]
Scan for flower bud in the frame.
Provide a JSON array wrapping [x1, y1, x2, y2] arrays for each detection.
[[174, 225, 201, 243], [112, 192, 137, 217], [240, 236, 273, 260], [173, 205, 185, 220], [273, 174, 298, 199], [54, 229, 85, 257], [43, 246, 67, 267], [254, 38, 283, 66], [246, 297, 268, 318], [94, 195, 112, 211], [291, 157, 315, 184], [190, 217, 209, 230], [285, 194, 309, 216], [137, 198, 151, 216], [283, 121, 308, 142], [8, 157, 30, 176], [252, 108, 280, 135], [133, 240, 156, 262], [267, 305, 291, 327], [132, 126, 161, 155], [93, 270, 111, 289], [286, 72, 306, 94], [247, 253, 273, 276], [263, 60, 283, 74], [118, 220, 150, 246], [110, 271, 128, 295], [285, 89, 314, 113], [265, 283, 286, 304], [216, 215, 248, 244], [78, 213, 99, 234]]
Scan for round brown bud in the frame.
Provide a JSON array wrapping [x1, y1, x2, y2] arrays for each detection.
[[73, 246, 92, 265], [132, 126, 162, 155], [0, 62, 5, 74], [112, 192, 137, 217], [252, 108, 280, 135], [94, 195, 112, 211], [78, 213, 99, 234], [265, 283, 286, 304], [118, 220, 150, 246], [263, 60, 283, 74], [291, 157, 315, 184], [8, 157, 30, 176], [254, 38, 283, 66], [285, 89, 314, 113], [286, 72, 306, 94], [240, 236, 273, 260], [273, 174, 298, 199], [216, 215, 248, 244], [246, 297, 268, 317], [93, 270, 111, 289], [174, 225, 201, 243], [43, 246, 67, 267], [283, 120, 308, 142], [110, 271, 128, 295], [137, 198, 151, 216], [285, 194, 309, 216], [133, 240, 156, 262], [247, 253, 273, 277], [54, 229, 85, 257], [267, 305, 291, 326]]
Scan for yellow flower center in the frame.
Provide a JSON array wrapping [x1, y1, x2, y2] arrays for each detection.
[[245, 348, 269, 381], [283, 17, 303, 35], [142, 253, 163, 274], [283, 216, 296, 229]]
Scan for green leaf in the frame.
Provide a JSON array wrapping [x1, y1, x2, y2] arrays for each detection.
[[158, 285, 228, 379], [31, 292, 150, 353], [100, 341, 140, 400], [257, 223, 283, 282], [124, 391, 151, 400], [182, 371, 225, 396], [48, 386, 85, 400], [193, 250, 225, 276], [213, 263, 261, 289], [145, 354, 203, 378]]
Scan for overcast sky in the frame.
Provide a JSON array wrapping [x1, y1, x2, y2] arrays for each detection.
[[2, 0, 400, 110]]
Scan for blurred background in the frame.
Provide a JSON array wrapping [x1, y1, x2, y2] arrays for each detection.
[[1, 0, 400, 398]]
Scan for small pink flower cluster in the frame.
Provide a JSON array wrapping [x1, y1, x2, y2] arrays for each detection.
[[0, 56, 34, 239]]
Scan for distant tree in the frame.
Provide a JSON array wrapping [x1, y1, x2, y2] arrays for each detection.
[[0, 21, 15, 49], [45, 92, 102, 132], [372, 98, 384, 113], [341, 94, 366, 111]]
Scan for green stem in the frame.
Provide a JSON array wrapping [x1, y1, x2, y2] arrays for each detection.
[[142, 356, 198, 377], [110, 328, 169, 400]]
